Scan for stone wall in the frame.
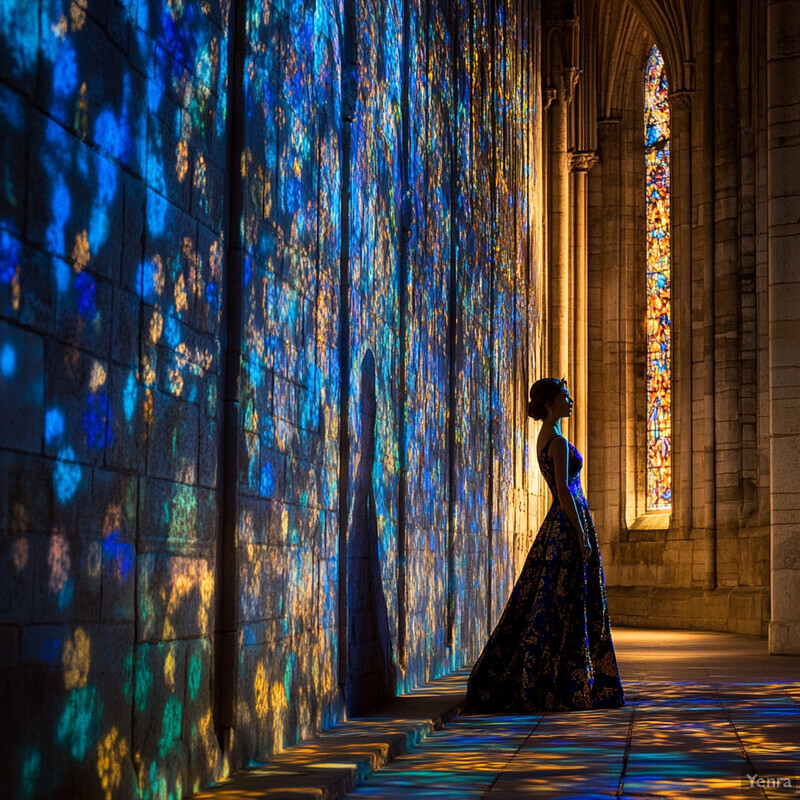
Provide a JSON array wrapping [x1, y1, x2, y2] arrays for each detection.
[[0, 0, 545, 797], [582, 0, 783, 641], [765, 0, 800, 654]]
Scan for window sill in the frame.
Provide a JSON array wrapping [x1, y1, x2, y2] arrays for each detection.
[[628, 511, 672, 531]]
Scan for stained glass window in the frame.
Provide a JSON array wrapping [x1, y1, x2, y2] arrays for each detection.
[[644, 45, 671, 510]]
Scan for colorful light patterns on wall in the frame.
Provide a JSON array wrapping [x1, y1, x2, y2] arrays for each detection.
[[0, 0, 542, 796], [644, 45, 671, 510], [0, 0, 231, 795]]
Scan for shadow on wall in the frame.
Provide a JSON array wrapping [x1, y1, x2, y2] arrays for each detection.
[[347, 349, 395, 715]]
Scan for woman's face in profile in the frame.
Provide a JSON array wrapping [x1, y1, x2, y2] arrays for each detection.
[[551, 385, 574, 419]]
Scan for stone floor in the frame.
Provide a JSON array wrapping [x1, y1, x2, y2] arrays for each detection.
[[198, 628, 800, 799]]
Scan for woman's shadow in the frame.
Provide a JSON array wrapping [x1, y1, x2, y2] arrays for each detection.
[[347, 349, 395, 715]]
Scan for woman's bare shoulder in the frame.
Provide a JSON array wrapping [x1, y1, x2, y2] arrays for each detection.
[[538, 432, 566, 459], [549, 433, 568, 448]]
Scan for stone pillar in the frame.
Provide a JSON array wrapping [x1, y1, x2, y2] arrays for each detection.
[[547, 73, 574, 385], [699, 2, 718, 589], [543, 5, 579, 398], [670, 92, 693, 537], [571, 152, 597, 468], [594, 119, 623, 532], [767, 0, 800, 654], [713, 0, 743, 587]]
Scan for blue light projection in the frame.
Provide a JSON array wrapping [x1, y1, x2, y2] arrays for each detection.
[[20, 748, 42, 800], [2, 0, 230, 793], [45, 408, 66, 442], [0, 0, 542, 796], [53, 446, 83, 504], [402, 0, 454, 681], [0, 340, 14, 377]]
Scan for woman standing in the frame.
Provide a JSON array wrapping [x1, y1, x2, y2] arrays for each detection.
[[466, 378, 625, 712]]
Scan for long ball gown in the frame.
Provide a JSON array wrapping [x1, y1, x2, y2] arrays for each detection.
[[466, 434, 625, 712]]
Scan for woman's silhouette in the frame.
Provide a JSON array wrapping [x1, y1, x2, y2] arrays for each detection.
[[467, 378, 625, 712]]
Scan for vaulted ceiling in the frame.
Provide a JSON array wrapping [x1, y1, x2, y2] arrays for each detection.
[[577, 0, 697, 134]]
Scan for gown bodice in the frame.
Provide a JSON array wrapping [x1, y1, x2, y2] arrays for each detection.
[[538, 435, 585, 501]]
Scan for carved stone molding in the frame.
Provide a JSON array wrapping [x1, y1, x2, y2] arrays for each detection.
[[570, 151, 599, 172], [543, 0, 580, 108], [563, 65, 581, 104], [670, 89, 693, 113], [544, 65, 582, 108]]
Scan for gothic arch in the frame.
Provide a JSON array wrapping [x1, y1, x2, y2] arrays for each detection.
[[591, 1, 650, 120], [586, 0, 693, 122], [626, 0, 694, 89], [581, 0, 685, 537], [575, 0, 773, 640], [590, 0, 694, 97]]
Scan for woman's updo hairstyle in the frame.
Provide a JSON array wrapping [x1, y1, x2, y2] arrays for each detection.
[[528, 377, 566, 420]]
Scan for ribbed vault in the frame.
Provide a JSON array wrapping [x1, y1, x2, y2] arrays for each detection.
[[584, 0, 695, 125]]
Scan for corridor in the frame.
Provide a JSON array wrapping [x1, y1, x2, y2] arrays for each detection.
[[199, 628, 800, 799]]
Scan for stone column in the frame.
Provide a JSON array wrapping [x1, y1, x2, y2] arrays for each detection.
[[669, 92, 693, 538], [767, 0, 800, 654], [547, 70, 577, 386], [713, 0, 743, 587], [542, 0, 579, 393], [571, 151, 597, 469], [594, 119, 623, 532]]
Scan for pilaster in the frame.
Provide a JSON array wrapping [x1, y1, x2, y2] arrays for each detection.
[[570, 151, 598, 474], [593, 119, 624, 535], [543, 2, 580, 396], [766, 0, 800, 654], [669, 90, 694, 539]]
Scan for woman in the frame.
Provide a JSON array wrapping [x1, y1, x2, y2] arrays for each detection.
[[466, 378, 625, 712]]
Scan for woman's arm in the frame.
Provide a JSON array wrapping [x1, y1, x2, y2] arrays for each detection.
[[550, 436, 592, 562]]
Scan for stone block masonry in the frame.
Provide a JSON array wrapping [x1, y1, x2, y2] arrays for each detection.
[[583, 0, 799, 650], [0, 0, 544, 798]]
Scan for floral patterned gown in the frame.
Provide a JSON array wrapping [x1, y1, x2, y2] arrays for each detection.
[[466, 435, 625, 712]]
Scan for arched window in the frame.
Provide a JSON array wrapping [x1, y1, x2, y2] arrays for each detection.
[[644, 45, 671, 510]]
